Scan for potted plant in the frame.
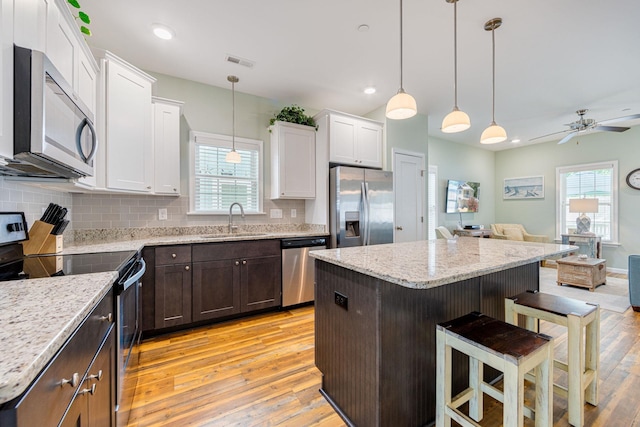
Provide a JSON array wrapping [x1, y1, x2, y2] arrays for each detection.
[[269, 105, 317, 130]]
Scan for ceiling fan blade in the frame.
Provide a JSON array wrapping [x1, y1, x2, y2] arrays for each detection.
[[558, 131, 577, 144], [598, 113, 640, 125], [594, 125, 629, 133], [529, 129, 570, 141]]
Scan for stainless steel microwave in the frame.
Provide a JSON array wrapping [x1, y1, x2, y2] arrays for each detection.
[[0, 46, 97, 179]]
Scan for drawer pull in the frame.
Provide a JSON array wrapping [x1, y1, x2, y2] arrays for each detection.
[[185, 265, 190, 271], [235, 261, 240, 266], [99, 313, 113, 322], [78, 384, 96, 396], [242, 260, 247, 265], [172, 253, 177, 258], [87, 370, 103, 381], [60, 372, 80, 388]]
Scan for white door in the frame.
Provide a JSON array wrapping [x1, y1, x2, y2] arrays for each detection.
[[393, 150, 425, 243]]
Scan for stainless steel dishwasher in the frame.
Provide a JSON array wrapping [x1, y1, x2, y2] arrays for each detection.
[[281, 237, 327, 307]]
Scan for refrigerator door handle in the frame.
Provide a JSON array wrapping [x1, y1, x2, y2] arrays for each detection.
[[364, 182, 371, 245], [361, 181, 369, 245]]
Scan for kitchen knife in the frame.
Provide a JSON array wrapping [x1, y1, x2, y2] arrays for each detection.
[[52, 220, 69, 235], [41, 203, 55, 222], [48, 205, 63, 225]]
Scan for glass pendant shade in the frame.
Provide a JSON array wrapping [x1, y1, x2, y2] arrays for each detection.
[[441, 108, 471, 133], [225, 149, 241, 163], [480, 122, 507, 144], [386, 90, 417, 120]]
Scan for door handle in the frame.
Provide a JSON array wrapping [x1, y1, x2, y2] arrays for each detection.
[[396, 226, 403, 231]]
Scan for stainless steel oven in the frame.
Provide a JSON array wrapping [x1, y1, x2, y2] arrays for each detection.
[[114, 255, 146, 427]]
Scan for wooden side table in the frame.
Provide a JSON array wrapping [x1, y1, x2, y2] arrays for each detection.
[[561, 234, 601, 258], [556, 256, 606, 292], [453, 228, 493, 238]]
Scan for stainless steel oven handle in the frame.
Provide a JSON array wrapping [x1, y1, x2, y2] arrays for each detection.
[[122, 259, 146, 290], [76, 118, 98, 163]]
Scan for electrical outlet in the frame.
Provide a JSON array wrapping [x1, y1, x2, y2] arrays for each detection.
[[270, 209, 282, 219], [158, 208, 167, 221], [291, 209, 297, 218], [334, 292, 348, 310]]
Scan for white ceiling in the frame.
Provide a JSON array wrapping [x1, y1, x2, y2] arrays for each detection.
[[81, 0, 640, 151]]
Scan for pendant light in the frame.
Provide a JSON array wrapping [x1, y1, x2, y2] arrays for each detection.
[[480, 17, 507, 144], [441, 0, 470, 133], [225, 75, 241, 163], [386, 0, 417, 120]]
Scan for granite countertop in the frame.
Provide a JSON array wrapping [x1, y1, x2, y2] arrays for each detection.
[[0, 272, 117, 404], [310, 237, 576, 289], [62, 230, 328, 254]]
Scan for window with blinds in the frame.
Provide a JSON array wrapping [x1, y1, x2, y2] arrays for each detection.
[[556, 161, 618, 242], [190, 131, 263, 213]]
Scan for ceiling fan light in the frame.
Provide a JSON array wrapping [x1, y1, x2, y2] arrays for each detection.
[[386, 90, 417, 120], [225, 149, 241, 163], [442, 108, 471, 133], [480, 122, 507, 144]]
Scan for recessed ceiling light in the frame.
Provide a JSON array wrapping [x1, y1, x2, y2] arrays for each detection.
[[511, 138, 521, 143], [364, 87, 376, 95], [152, 23, 175, 40], [357, 24, 370, 32]]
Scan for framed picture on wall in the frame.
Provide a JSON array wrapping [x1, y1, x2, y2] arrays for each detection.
[[503, 176, 544, 199]]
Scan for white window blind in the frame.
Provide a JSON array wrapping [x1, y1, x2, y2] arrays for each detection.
[[556, 161, 618, 242], [190, 132, 263, 213]]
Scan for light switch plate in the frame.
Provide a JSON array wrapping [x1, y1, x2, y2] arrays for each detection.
[[270, 209, 283, 219], [158, 208, 168, 220]]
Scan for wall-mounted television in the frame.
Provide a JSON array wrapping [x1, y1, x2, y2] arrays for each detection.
[[445, 180, 480, 213]]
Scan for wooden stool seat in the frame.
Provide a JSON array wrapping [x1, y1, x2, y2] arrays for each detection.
[[506, 291, 600, 427], [436, 311, 554, 427]]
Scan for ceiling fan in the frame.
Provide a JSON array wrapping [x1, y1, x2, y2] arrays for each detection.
[[530, 109, 640, 144]]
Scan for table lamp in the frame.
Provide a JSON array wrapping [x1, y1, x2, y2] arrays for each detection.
[[569, 198, 599, 234]]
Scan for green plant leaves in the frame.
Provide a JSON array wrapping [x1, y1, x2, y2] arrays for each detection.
[[81, 26, 92, 36], [68, 0, 81, 8], [67, 0, 91, 37], [79, 12, 90, 24], [270, 105, 316, 129]]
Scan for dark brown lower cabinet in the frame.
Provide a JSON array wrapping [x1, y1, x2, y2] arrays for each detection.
[[144, 240, 282, 334]]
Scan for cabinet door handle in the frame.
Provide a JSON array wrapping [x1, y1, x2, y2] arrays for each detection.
[[235, 261, 240, 266], [99, 313, 113, 322], [242, 260, 247, 265], [184, 265, 190, 271], [172, 253, 177, 258], [60, 372, 80, 388], [87, 370, 103, 381], [78, 384, 97, 396], [396, 226, 403, 231]]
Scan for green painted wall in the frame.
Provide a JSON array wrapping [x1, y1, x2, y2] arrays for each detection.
[[428, 136, 496, 231], [495, 126, 640, 270]]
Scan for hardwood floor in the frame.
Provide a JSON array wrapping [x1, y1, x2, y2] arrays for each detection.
[[129, 304, 640, 426]]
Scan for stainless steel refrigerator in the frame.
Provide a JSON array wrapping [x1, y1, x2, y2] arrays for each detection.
[[329, 166, 394, 248]]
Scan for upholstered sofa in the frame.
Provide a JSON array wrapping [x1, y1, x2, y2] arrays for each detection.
[[490, 224, 548, 243], [630, 255, 640, 312]]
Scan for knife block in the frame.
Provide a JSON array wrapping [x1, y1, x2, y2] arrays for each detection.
[[21, 220, 64, 255]]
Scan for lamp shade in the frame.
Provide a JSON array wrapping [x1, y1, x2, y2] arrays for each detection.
[[569, 198, 599, 213], [386, 90, 417, 120], [225, 149, 241, 164], [442, 109, 471, 133], [480, 122, 507, 144]]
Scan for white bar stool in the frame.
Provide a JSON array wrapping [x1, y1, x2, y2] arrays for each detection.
[[436, 311, 554, 427], [505, 291, 600, 427]]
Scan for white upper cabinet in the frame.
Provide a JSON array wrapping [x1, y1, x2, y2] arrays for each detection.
[[270, 121, 316, 199], [152, 97, 183, 195], [318, 110, 383, 169], [13, 0, 98, 117], [0, 0, 13, 159], [94, 50, 155, 193]]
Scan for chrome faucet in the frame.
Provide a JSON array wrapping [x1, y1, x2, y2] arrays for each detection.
[[228, 202, 245, 233]]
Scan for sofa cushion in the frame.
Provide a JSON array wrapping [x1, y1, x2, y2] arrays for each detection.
[[503, 227, 525, 241]]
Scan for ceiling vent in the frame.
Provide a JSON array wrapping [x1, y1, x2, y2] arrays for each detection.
[[225, 54, 255, 68]]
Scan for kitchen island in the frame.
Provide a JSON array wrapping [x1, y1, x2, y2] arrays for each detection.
[[310, 237, 575, 427]]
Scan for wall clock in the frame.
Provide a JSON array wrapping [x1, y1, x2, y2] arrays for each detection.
[[626, 168, 640, 190]]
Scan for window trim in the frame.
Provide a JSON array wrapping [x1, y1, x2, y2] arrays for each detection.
[[188, 130, 264, 215], [428, 165, 438, 240], [555, 160, 618, 243]]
